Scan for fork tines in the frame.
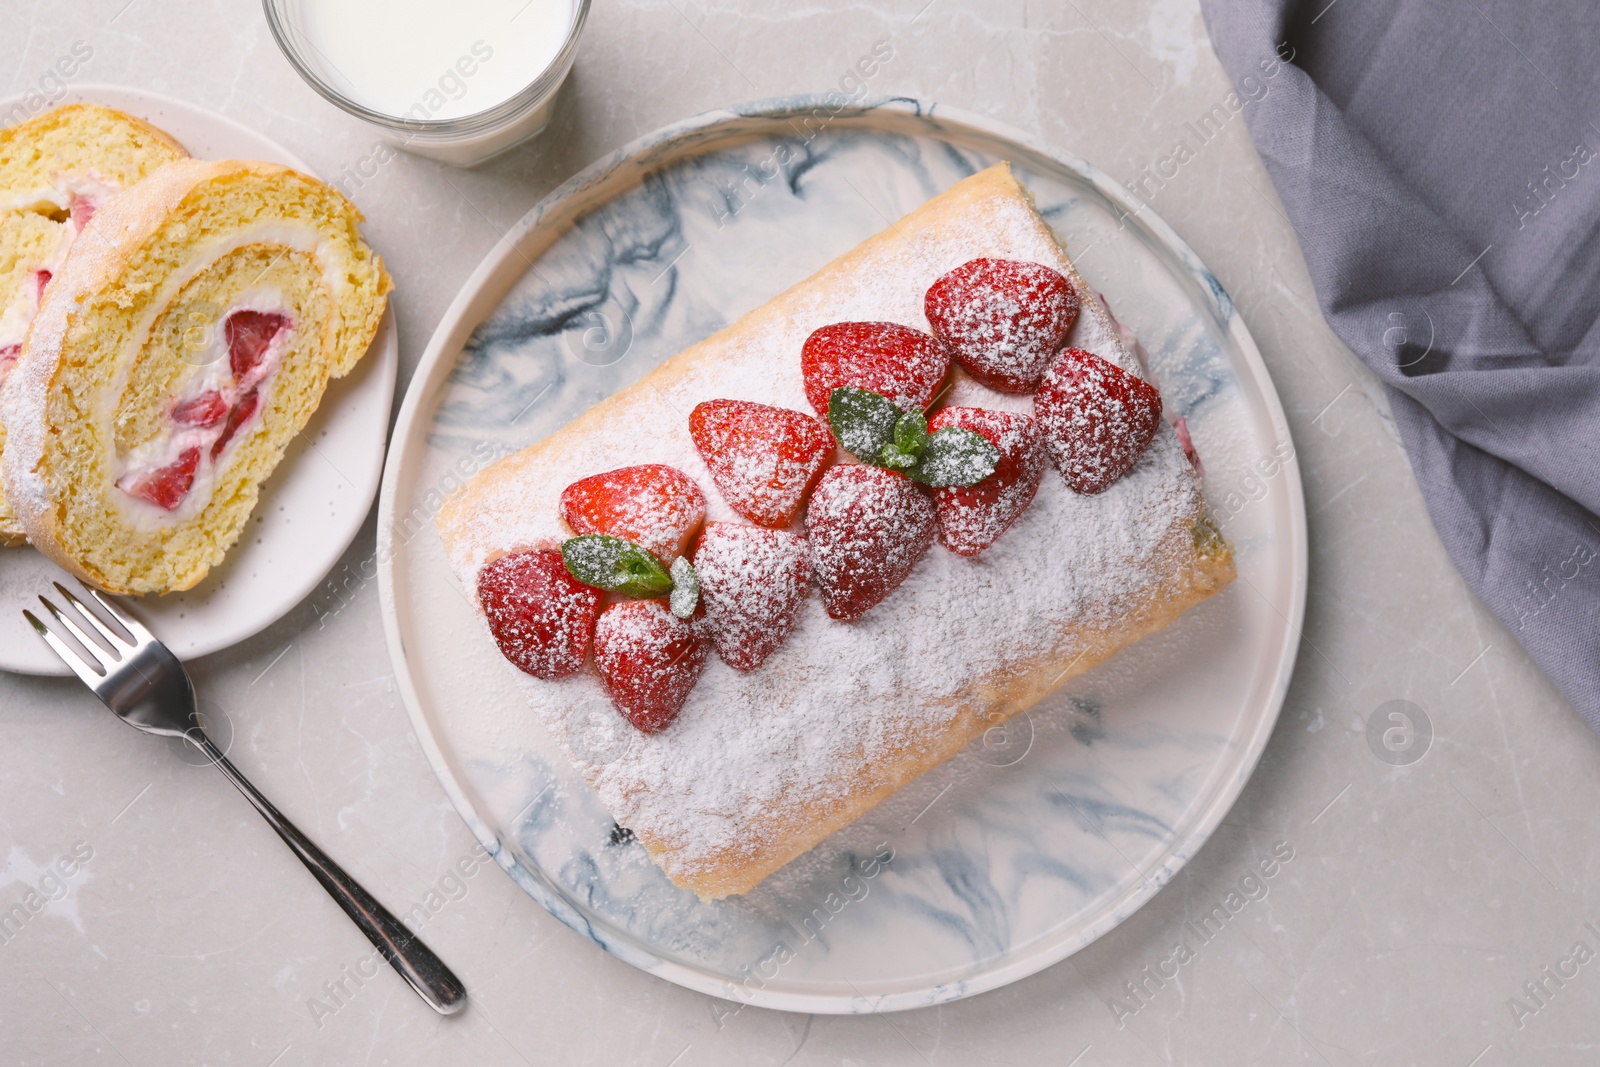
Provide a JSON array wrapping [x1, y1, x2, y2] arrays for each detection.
[[24, 580, 141, 680]]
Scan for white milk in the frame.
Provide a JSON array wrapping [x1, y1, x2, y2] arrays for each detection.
[[296, 0, 577, 121]]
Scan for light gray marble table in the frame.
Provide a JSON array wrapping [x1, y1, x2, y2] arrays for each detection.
[[3, 1, 1597, 1064]]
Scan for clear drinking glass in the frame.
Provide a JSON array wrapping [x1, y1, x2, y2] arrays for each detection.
[[263, 0, 591, 166]]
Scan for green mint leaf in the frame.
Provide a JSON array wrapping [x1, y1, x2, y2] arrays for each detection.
[[893, 409, 929, 456], [669, 556, 699, 619], [828, 386, 901, 464], [878, 444, 919, 470], [562, 535, 673, 597], [913, 427, 1001, 487]]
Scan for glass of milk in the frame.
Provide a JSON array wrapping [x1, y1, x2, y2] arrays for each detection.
[[264, 0, 589, 166]]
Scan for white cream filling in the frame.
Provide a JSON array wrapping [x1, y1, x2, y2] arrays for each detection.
[[0, 213, 80, 374], [2, 169, 118, 217]]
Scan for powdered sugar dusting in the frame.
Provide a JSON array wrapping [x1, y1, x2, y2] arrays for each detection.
[[559, 464, 707, 564], [688, 400, 832, 528], [1173, 415, 1204, 476], [478, 549, 602, 680], [924, 258, 1080, 393], [805, 464, 937, 621], [435, 164, 1220, 895], [799, 321, 949, 417], [693, 522, 810, 671], [593, 599, 708, 733], [1035, 347, 1164, 495], [929, 407, 1046, 556]]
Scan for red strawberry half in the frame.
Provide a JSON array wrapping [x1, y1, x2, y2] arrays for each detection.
[[477, 549, 602, 680], [928, 407, 1046, 556], [805, 465, 937, 621], [1033, 347, 1162, 494], [171, 391, 228, 428], [593, 599, 709, 732], [800, 321, 950, 420], [924, 258, 1080, 394], [693, 522, 810, 670], [210, 389, 260, 460], [116, 446, 201, 511], [688, 400, 833, 528], [560, 464, 707, 565], [225, 310, 290, 379]]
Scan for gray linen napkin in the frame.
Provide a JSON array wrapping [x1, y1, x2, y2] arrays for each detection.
[[1197, 0, 1600, 728]]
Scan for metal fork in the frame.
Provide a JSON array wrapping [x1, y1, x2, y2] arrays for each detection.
[[25, 580, 467, 1017]]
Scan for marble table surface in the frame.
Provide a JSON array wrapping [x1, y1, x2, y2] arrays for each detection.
[[4, 1, 1597, 1064]]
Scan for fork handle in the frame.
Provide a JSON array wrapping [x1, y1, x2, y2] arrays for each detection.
[[192, 737, 468, 1015]]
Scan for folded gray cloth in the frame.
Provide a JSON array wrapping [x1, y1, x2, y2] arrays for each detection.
[[1198, 0, 1600, 728]]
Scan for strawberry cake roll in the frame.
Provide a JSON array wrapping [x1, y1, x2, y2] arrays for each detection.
[[437, 163, 1234, 899]]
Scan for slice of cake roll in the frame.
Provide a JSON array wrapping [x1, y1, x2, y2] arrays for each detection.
[[0, 159, 391, 593], [0, 103, 189, 542]]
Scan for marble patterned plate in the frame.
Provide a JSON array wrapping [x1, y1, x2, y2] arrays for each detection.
[[377, 96, 1307, 1013], [0, 84, 398, 675]]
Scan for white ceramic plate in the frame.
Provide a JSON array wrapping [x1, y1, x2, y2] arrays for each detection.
[[378, 97, 1307, 1013], [0, 85, 397, 675]]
